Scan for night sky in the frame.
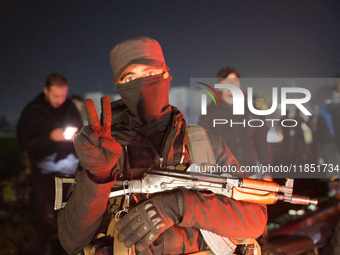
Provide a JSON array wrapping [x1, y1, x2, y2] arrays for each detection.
[[1, 0, 339, 122]]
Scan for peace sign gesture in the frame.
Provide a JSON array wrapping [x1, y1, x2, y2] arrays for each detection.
[[74, 96, 121, 180]]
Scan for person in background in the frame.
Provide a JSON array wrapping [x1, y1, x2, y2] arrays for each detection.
[[58, 37, 267, 255], [326, 75, 340, 153], [322, 76, 340, 255], [280, 108, 309, 165], [17, 73, 83, 255], [315, 76, 340, 198], [71, 94, 86, 125], [198, 67, 272, 179], [71, 94, 85, 113]]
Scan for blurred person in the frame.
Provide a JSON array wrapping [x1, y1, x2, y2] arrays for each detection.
[[71, 94, 87, 125], [71, 94, 85, 113], [58, 37, 267, 255], [316, 103, 340, 165], [328, 77, 340, 198], [316, 76, 340, 198], [325, 77, 340, 254], [280, 108, 309, 165], [198, 67, 272, 179], [17, 73, 83, 255], [326, 75, 340, 152]]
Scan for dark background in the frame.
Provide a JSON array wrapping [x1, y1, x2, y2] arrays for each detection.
[[1, 0, 340, 123]]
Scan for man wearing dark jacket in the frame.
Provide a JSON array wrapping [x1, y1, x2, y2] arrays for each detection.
[[198, 67, 272, 176], [17, 73, 83, 255], [58, 37, 267, 254]]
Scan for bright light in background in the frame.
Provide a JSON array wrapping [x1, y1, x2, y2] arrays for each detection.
[[64, 127, 78, 140], [301, 122, 313, 144], [288, 209, 305, 216]]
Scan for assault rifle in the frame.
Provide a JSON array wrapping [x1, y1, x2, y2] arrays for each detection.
[[54, 166, 317, 210], [109, 167, 318, 206]]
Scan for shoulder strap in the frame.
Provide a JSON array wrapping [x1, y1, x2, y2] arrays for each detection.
[[185, 124, 216, 166], [186, 125, 261, 255]]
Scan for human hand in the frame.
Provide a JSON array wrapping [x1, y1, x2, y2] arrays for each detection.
[[50, 128, 68, 142], [74, 96, 121, 179], [115, 191, 183, 251]]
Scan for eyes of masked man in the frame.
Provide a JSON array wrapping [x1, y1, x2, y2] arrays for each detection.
[[118, 65, 164, 84]]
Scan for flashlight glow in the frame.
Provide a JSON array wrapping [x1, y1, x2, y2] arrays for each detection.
[[64, 127, 78, 140]]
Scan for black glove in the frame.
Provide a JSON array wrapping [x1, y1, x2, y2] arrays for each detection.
[[115, 190, 183, 251], [74, 97, 121, 180]]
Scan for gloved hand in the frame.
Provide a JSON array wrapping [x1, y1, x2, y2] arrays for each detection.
[[115, 190, 183, 251], [74, 96, 121, 180]]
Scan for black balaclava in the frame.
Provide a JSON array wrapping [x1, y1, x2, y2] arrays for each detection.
[[116, 72, 172, 133]]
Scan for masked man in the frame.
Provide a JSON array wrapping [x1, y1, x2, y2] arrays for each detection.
[[58, 37, 267, 255]]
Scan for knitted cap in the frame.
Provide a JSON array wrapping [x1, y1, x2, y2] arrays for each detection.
[[110, 36, 167, 84]]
